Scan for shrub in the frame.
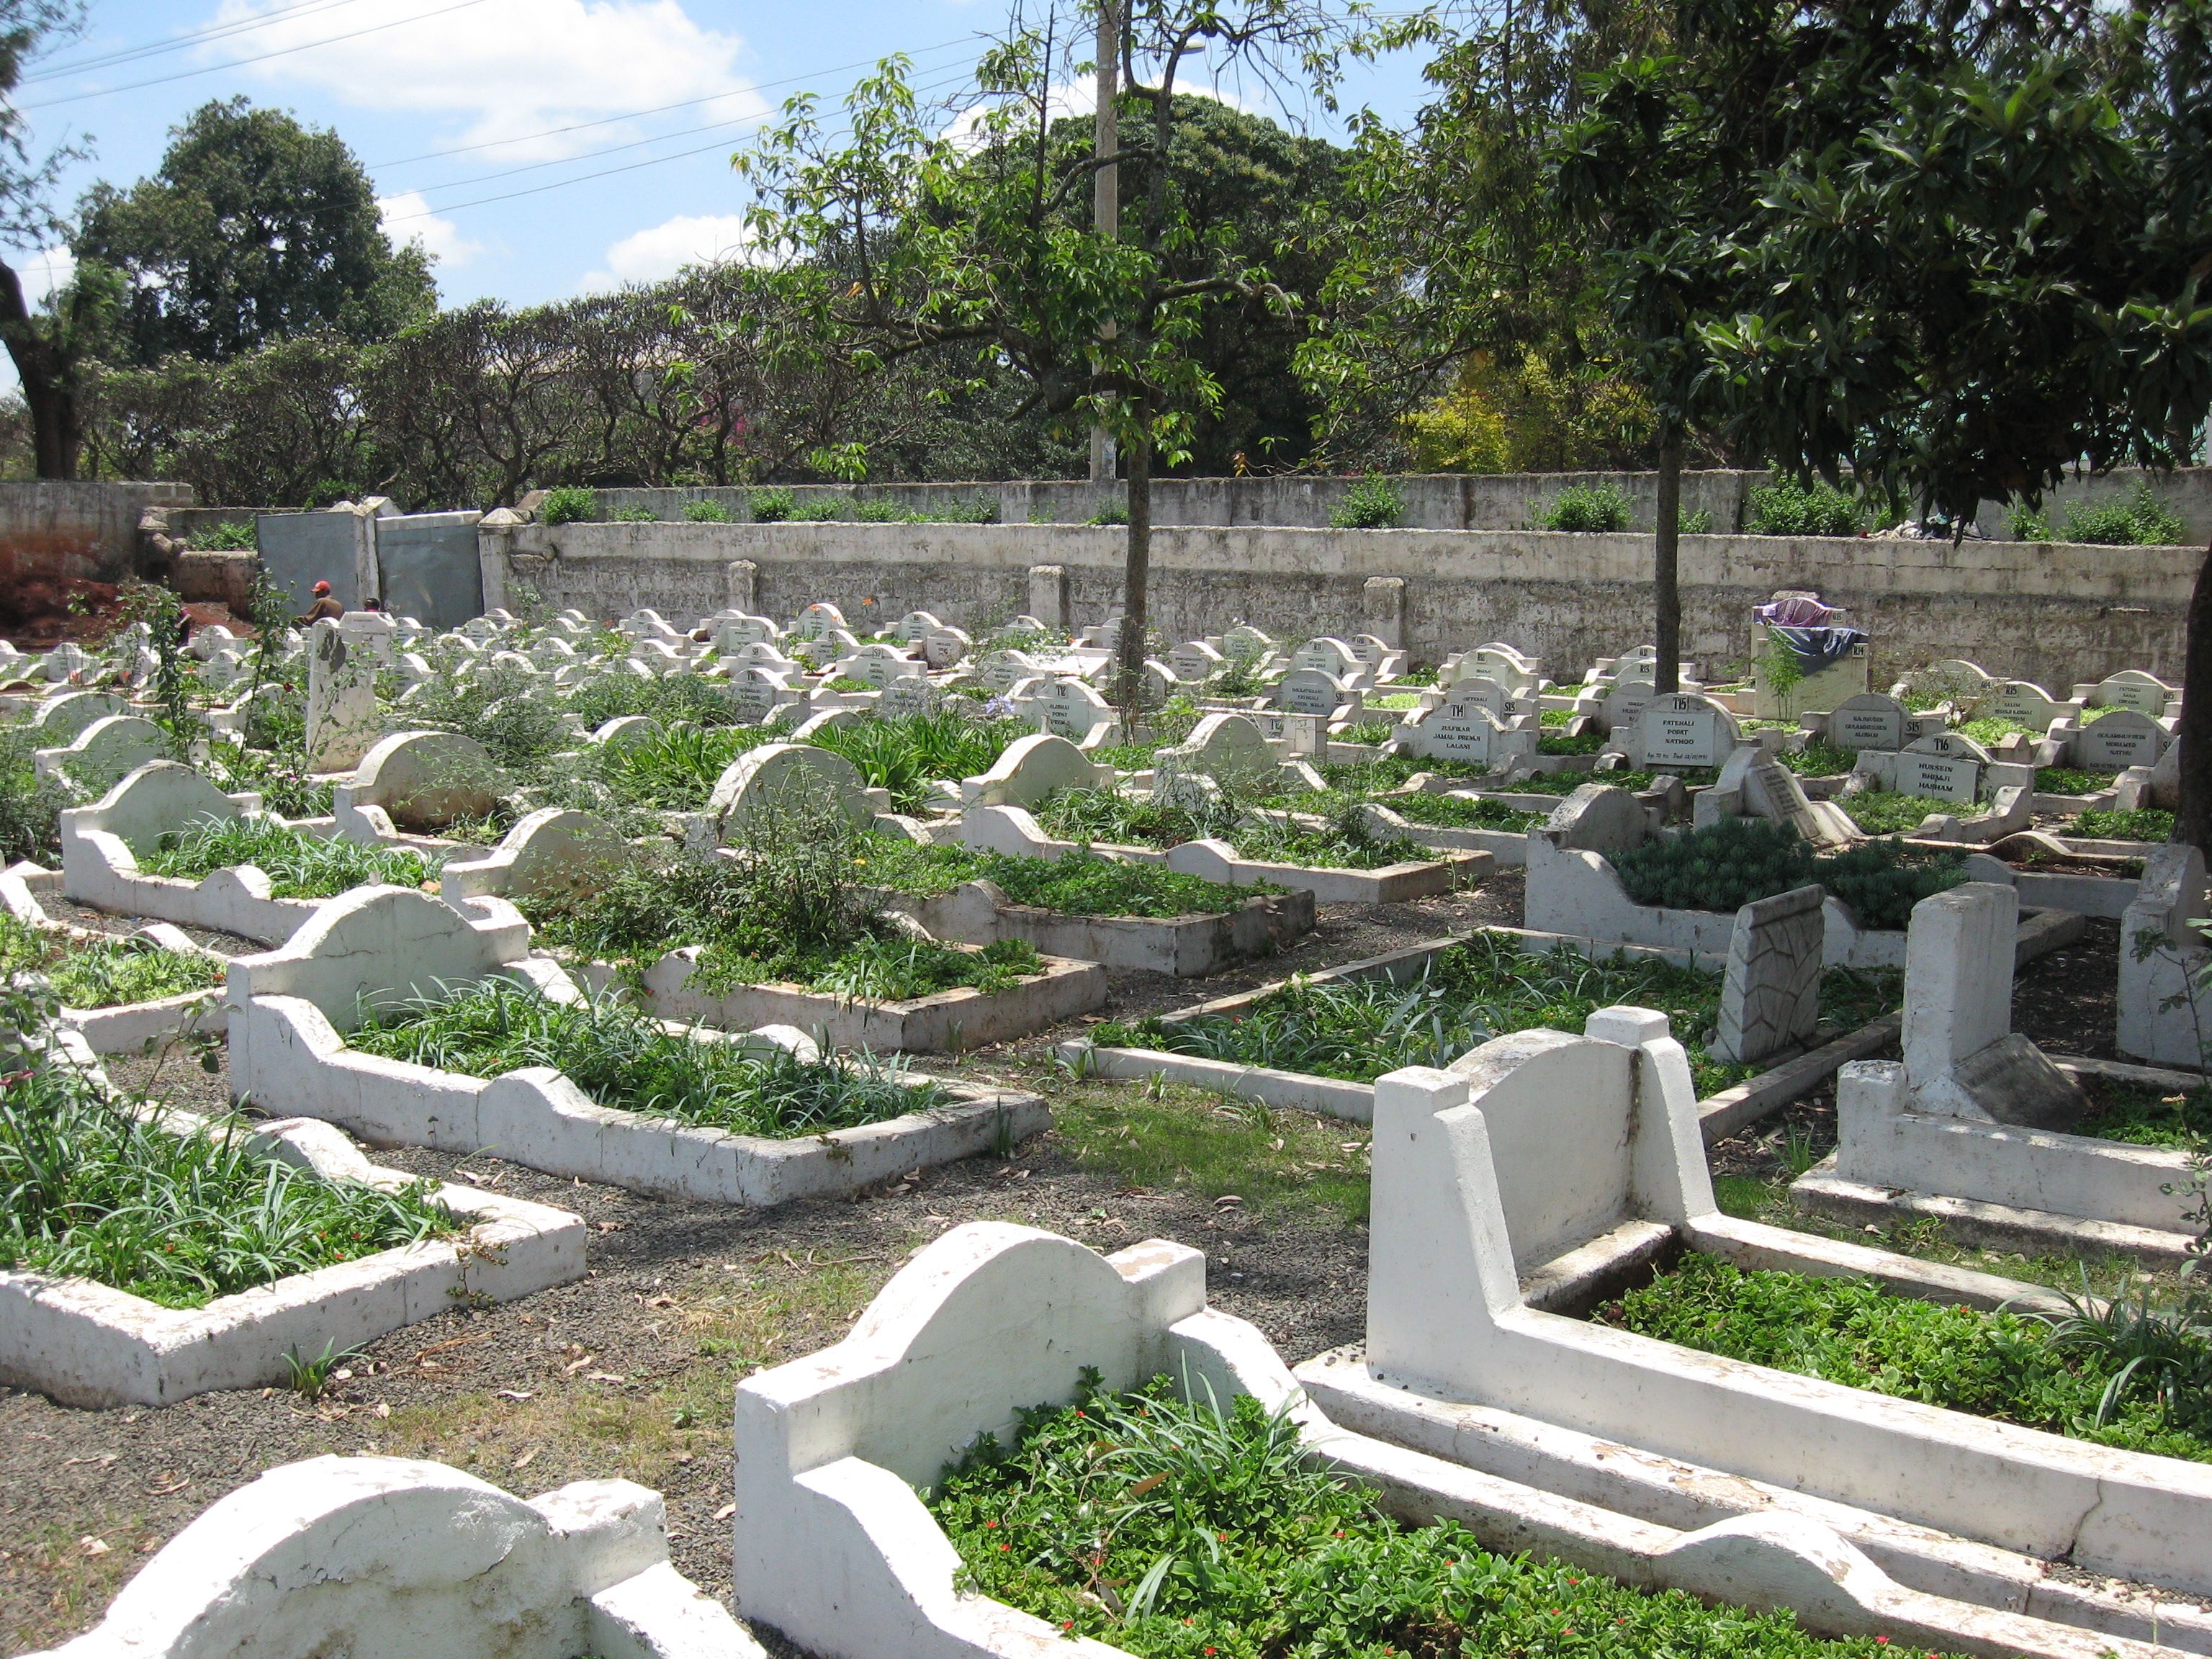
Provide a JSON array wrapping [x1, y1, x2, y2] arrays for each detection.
[[183, 519, 257, 552], [608, 505, 659, 522], [1744, 480, 1866, 536], [748, 486, 795, 522], [2012, 485, 2187, 545], [1539, 480, 1632, 532], [683, 498, 733, 522], [0, 727, 66, 863], [2038, 766, 2116, 796], [1614, 817, 1964, 929], [1330, 473, 1403, 529], [351, 978, 943, 1135], [1087, 498, 1129, 526], [537, 485, 597, 526]]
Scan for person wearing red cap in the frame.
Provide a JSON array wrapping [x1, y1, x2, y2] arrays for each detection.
[[296, 580, 343, 625]]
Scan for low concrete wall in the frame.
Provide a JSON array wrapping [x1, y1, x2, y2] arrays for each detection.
[[483, 517, 2201, 690], [585, 464, 2212, 541], [0, 480, 192, 587]]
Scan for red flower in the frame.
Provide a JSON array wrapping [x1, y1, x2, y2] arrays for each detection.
[[984, 1520, 998, 1529]]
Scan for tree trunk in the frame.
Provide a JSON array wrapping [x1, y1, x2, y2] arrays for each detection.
[[2177, 540, 2212, 851], [0, 259, 78, 480], [1654, 428, 1683, 695], [1116, 404, 1153, 722]]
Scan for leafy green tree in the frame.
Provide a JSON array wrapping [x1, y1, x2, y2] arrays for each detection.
[[737, 0, 1351, 711], [1699, 0, 2212, 840], [74, 97, 436, 366]]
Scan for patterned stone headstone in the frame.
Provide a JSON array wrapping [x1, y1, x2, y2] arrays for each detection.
[[711, 616, 780, 652], [1827, 693, 1910, 752], [1460, 644, 1541, 696], [1399, 697, 1518, 766], [1221, 624, 1274, 662], [727, 665, 796, 721], [1291, 637, 1362, 678], [1711, 884, 1826, 1065], [1632, 693, 1737, 767], [2077, 708, 2170, 772], [1271, 667, 1349, 716], [1442, 675, 1533, 723]]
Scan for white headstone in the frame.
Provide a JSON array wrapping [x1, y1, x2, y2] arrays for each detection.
[[2090, 671, 2175, 719], [1979, 680, 2064, 730], [1631, 694, 1738, 768], [1893, 731, 1990, 802], [2077, 708, 2171, 772], [305, 616, 383, 771], [920, 625, 973, 671], [1271, 667, 1349, 716], [1827, 693, 1910, 752]]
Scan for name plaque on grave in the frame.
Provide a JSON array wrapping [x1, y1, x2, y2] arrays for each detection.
[[1895, 752, 1979, 803], [1828, 693, 1909, 752], [1639, 693, 1732, 766], [2077, 709, 2167, 771]]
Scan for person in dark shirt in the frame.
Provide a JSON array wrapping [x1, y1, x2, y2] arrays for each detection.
[[297, 580, 344, 625]]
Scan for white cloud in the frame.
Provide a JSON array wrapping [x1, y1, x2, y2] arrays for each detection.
[[377, 192, 482, 268], [939, 76, 1268, 150], [14, 246, 74, 304], [209, 0, 765, 158], [579, 212, 753, 290]]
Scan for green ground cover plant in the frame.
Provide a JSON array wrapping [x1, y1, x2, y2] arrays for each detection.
[[856, 838, 1265, 917], [1330, 473, 1404, 529], [1496, 767, 1714, 795], [684, 499, 733, 522], [350, 977, 943, 1135], [1616, 818, 1964, 929], [806, 711, 1029, 811], [565, 671, 752, 731], [143, 817, 441, 899], [1539, 480, 1632, 531], [1744, 480, 1867, 536], [1320, 755, 1489, 790], [1602, 1253, 2212, 1465], [2072, 807, 2174, 841], [183, 520, 257, 552], [0, 914, 225, 1008], [1379, 791, 1547, 832], [538, 486, 597, 526], [1033, 786, 1424, 870], [1095, 934, 1900, 1100], [930, 1372, 1936, 1659], [1836, 791, 1950, 835], [1341, 719, 1399, 747], [1537, 729, 1605, 756], [2077, 1080, 2212, 1148], [1776, 740, 1859, 777], [588, 722, 770, 812], [2038, 767, 2119, 796], [0, 987, 454, 1308]]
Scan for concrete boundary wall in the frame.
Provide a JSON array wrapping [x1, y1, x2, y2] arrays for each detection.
[[584, 463, 2212, 542], [482, 518, 2200, 691], [0, 480, 192, 588]]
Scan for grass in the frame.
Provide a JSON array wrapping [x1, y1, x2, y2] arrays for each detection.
[[806, 711, 1030, 811], [1495, 766, 1717, 794], [1033, 786, 1425, 871], [857, 838, 1269, 917], [1318, 755, 1491, 789], [2072, 806, 2175, 842], [1837, 791, 1951, 835], [348, 977, 949, 1136], [1380, 791, 1547, 832], [587, 721, 771, 811], [1601, 1252, 2212, 1465], [0, 915, 225, 1008], [0, 1046, 455, 1309], [2077, 1079, 2212, 1148], [930, 1372, 1936, 1659], [1051, 1075, 1372, 1224], [1093, 934, 1902, 1102], [142, 816, 441, 899], [2038, 766, 2119, 796]]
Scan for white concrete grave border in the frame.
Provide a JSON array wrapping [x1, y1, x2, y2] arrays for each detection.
[[0, 1035, 582, 1408], [1292, 1007, 2212, 1653], [27, 1455, 760, 1659], [730, 1220, 2161, 1659], [227, 886, 1048, 1207], [954, 802, 1491, 906], [876, 872, 1316, 977]]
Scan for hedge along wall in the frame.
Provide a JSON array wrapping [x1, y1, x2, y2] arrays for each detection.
[[480, 518, 2200, 691]]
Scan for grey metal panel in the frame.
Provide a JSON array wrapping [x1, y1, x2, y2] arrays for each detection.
[[257, 511, 361, 613], [375, 511, 485, 630]]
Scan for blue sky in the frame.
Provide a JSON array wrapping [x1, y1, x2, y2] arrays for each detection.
[[9, 0, 1437, 320]]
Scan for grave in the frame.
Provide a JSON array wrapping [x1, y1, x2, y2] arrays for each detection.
[[1395, 696, 1539, 770], [919, 624, 972, 670], [1709, 884, 1826, 1066], [34, 716, 168, 796], [1591, 678, 1654, 734], [304, 616, 384, 772], [1270, 667, 1351, 717], [1980, 680, 2067, 731], [1151, 712, 1282, 795], [1618, 693, 1739, 769], [2085, 670, 2175, 717], [1025, 675, 1118, 744], [1824, 692, 1911, 752], [2074, 707, 2170, 772]]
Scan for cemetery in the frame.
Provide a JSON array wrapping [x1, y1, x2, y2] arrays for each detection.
[[4, 0, 2212, 1639], [6, 557, 2211, 1659]]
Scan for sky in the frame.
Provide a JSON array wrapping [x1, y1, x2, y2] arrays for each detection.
[[7, 0, 1439, 322]]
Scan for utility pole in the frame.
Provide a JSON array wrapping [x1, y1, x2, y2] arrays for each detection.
[[1089, 0, 1120, 486]]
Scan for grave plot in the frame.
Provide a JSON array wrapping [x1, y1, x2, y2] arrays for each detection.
[[1066, 925, 1904, 1127], [1526, 788, 1984, 967], [0, 1020, 582, 1409], [858, 836, 1316, 976], [509, 819, 1107, 1053], [60, 760, 444, 947], [732, 1222, 2139, 1659], [226, 885, 1049, 1206], [0, 900, 226, 1053], [981, 781, 1492, 905], [1792, 881, 2212, 1267], [26, 1455, 752, 1659], [1290, 1009, 2212, 1655]]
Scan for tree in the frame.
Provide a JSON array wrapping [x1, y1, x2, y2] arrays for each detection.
[[0, 1, 94, 478], [737, 1, 1352, 714], [1699, 0, 2212, 839], [73, 97, 436, 366]]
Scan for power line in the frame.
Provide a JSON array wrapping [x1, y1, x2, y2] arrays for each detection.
[[384, 64, 979, 222], [19, 0, 496, 109], [369, 37, 979, 171], [24, 0, 372, 83]]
